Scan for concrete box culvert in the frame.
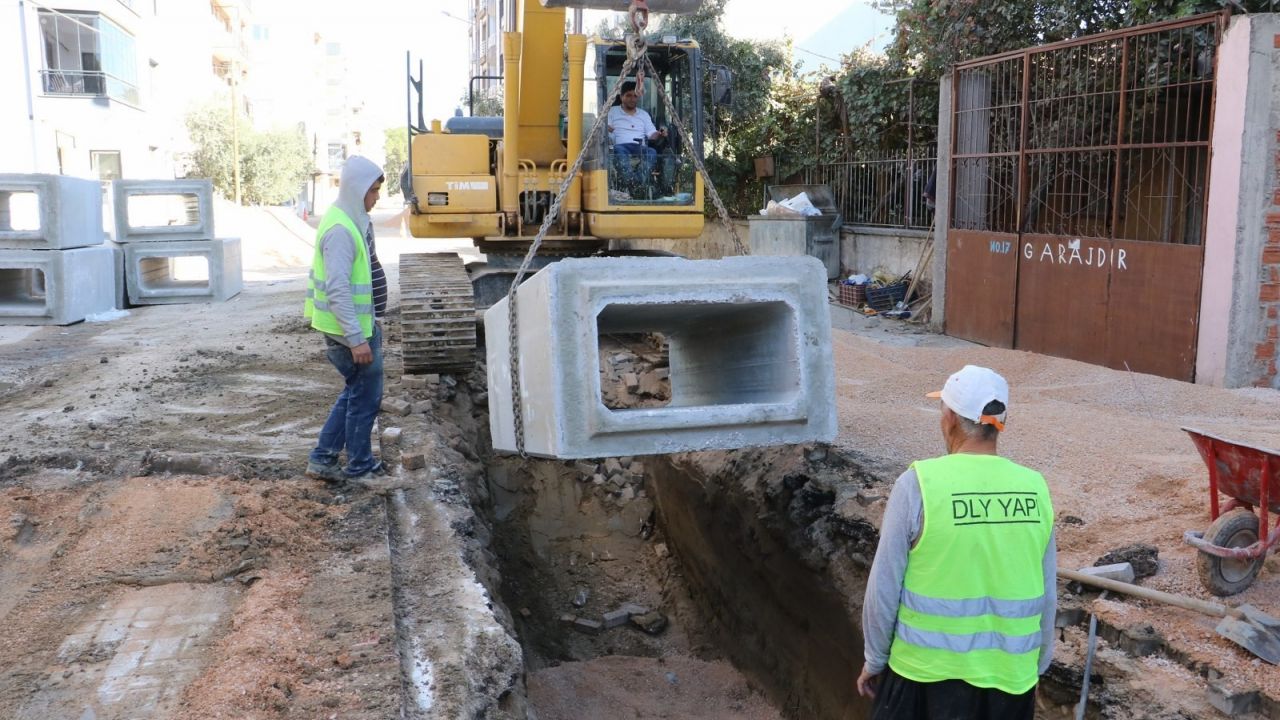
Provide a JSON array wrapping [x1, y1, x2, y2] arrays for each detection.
[[484, 256, 837, 459], [0, 174, 104, 250], [112, 179, 215, 243]]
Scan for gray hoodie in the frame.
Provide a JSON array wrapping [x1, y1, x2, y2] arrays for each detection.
[[320, 156, 383, 347]]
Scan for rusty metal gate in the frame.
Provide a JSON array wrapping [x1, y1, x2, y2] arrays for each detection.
[[946, 13, 1225, 381]]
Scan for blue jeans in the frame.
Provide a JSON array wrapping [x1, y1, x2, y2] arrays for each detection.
[[614, 143, 656, 186], [309, 324, 384, 476]]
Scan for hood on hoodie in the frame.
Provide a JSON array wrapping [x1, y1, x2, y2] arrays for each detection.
[[334, 155, 384, 233]]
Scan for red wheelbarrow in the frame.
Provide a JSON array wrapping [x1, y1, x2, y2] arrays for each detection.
[[1183, 427, 1280, 596]]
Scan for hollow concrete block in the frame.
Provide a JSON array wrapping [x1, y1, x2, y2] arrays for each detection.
[[112, 179, 214, 242], [123, 238, 242, 305], [484, 256, 837, 459], [0, 174, 104, 250], [0, 246, 117, 325]]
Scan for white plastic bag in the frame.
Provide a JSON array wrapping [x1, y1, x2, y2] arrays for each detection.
[[779, 191, 822, 217]]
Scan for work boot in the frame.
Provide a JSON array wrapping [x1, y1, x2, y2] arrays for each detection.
[[305, 460, 345, 483], [345, 461, 388, 484]]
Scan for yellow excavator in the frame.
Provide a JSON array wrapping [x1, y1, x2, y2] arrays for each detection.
[[399, 0, 729, 373]]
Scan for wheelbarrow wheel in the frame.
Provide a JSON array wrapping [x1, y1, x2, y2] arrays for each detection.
[[1196, 509, 1263, 597]]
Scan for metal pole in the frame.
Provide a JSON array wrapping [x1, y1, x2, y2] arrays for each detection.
[[906, 79, 914, 226], [231, 58, 241, 204], [230, 7, 242, 205], [18, 0, 39, 171], [573, 8, 583, 33]]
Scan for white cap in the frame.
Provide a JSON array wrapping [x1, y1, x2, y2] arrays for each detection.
[[927, 365, 1009, 431]]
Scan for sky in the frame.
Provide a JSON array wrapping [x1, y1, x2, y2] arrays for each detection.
[[263, 0, 888, 131]]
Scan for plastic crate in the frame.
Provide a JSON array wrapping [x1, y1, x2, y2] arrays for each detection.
[[838, 283, 867, 306], [866, 281, 908, 311]]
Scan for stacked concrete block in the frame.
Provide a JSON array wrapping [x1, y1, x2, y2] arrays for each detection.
[[484, 256, 837, 459], [0, 174, 117, 325], [0, 174, 104, 250], [113, 179, 213, 242], [123, 238, 242, 305], [111, 179, 241, 305], [0, 247, 117, 325]]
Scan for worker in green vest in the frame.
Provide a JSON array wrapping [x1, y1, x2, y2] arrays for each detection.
[[304, 156, 389, 483], [857, 365, 1057, 719]]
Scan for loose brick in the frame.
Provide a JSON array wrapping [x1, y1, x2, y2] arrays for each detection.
[[381, 427, 402, 447], [1207, 679, 1259, 716], [602, 608, 631, 629], [402, 452, 427, 470], [572, 617, 603, 635], [402, 375, 428, 389], [381, 397, 412, 416], [411, 400, 433, 414]]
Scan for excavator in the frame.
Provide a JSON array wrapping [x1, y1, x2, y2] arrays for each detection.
[[399, 0, 728, 373]]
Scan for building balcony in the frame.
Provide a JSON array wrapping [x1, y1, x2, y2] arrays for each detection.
[[41, 69, 140, 107]]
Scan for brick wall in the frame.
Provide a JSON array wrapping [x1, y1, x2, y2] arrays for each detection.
[[1257, 68, 1280, 387]]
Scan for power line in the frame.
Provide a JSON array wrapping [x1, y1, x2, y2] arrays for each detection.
[[795, 46, 840, 63]]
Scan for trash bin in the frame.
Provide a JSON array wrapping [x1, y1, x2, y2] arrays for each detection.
[[747, 184, 842, 280]]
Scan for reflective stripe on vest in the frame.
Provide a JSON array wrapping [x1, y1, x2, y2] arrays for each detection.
[[888, 453, 1054, 695], [304, 206, 374, 340]]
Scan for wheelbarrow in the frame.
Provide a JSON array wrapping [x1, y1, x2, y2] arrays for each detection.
[[1182, 427, 1280, 597]]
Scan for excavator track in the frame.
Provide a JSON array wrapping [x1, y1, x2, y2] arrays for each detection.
[[399, 252, 476, 374]]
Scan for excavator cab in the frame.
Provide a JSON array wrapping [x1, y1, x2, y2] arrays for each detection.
[[579, 37, 705, 239], [588, 40, 703, 206]]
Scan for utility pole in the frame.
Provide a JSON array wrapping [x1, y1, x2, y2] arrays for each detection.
[[18, 0, 39, 171], [230, 6, 242, 205], [231, 59, 241, 205]]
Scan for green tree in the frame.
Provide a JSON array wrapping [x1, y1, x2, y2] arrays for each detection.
[[383, 127, 408, 196], [656, 0, 793, 215], [875, 0, 1262, 81], [184, 100, 310, 205]]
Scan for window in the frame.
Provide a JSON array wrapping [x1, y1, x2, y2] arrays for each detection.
[[90, 151, 122, 182], [39, 10, 139, 105], [327, 143, 345, 172]]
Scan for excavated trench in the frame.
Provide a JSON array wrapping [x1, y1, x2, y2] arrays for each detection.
[[482, 448, 871, 718], [386, 340, 1163, 719], [474, 442, 1131, 720]]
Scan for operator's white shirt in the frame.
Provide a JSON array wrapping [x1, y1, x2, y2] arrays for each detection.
[[607, 105, 657, 146]]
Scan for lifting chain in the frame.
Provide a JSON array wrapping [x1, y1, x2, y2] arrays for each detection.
[[506, 13, 749, 455], [507, 49, 642, 456]]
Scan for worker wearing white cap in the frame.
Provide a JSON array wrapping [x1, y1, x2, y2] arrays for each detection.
[[857, 365, 1057, 719]]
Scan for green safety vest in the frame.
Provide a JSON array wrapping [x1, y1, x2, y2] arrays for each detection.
[[889, 453, 1054, 695], [304, 206, 374, 340]]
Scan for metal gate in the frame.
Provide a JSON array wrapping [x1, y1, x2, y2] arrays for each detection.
[[946, 14, 1224, 381]]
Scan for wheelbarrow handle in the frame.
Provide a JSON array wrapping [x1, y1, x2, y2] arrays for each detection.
[[1058, 568, 1232, 619]]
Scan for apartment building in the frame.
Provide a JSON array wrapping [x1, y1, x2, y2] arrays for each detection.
[[0, 0, 256, 180]]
